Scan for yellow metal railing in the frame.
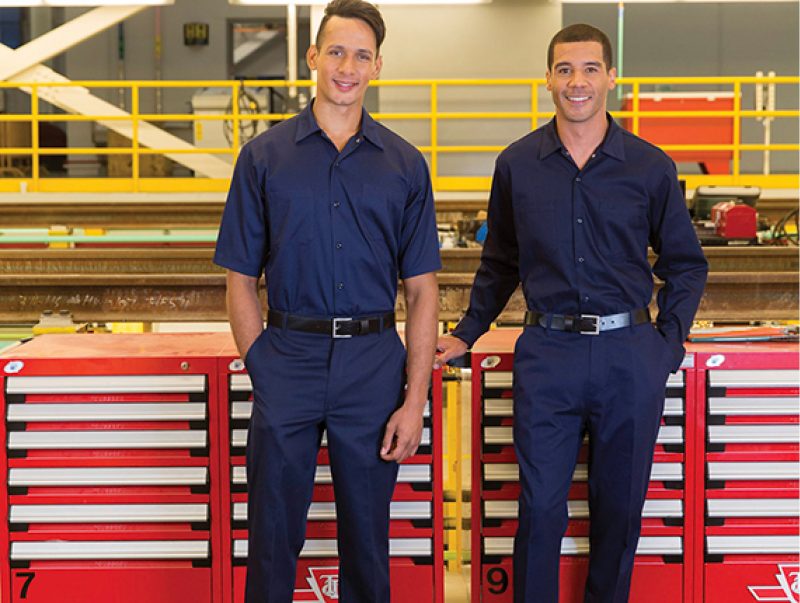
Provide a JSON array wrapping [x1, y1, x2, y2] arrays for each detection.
[[0, 76, 797, 193]]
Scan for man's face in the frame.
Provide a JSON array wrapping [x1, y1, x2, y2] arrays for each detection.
[[546, 41, 616, 126], [307, 16, 382, 110]]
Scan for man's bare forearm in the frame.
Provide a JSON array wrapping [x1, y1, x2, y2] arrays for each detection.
[[226, 270, 266, 359], [402, 272, 439, 411]]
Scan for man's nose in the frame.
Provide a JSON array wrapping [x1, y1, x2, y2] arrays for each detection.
[[569, 71, 587, 87], [339, 54, 356, 74]]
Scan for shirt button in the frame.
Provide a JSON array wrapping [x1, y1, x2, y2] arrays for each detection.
[[577, 218, 583, 224], [333, 201, 340, 208], [583, 296, 590, 302], [591, 153, 596, 158], [337, 282, 344, 290], [335, 242, 343, 249], [577, 257, 585, 263], [575, 177, 582, 182], [356, 138, 362, 144]]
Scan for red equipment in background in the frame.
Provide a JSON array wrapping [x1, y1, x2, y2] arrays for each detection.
[[692, 343, 799, 603], [622, 92, 735, 175], [469, 330, 799, 603], [0, 333, 227, 603], [711, 201, 758, 240], [216, 345, 445, 603], [470, 330, 695, 603], [1, 334, 444, 603]]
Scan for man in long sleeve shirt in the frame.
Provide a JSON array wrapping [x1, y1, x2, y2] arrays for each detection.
[[436, 24, 707, 603]]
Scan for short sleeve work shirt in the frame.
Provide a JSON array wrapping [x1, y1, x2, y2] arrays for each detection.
[[214, 103, 442, 318]]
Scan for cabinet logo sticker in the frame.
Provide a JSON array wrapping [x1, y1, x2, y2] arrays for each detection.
[[749, 564, 799, 602], [294, 567, 339, 602]]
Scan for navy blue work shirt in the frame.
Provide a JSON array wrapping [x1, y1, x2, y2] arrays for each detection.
[[213, 102, 441, 318], [452, 115, 708, 369]]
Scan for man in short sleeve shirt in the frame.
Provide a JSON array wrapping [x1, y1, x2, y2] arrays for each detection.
[[436, 24, 707, 603], [214, 2, 441, 601]]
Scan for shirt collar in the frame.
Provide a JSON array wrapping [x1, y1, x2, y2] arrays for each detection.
[[294, 102, 321, 143], [538, 113, 625, 162], [294, 100, 384, 150]]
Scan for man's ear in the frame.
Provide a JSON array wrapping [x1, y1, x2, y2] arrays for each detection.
[[306, 44, 318, 71], [371, 54, 383, 80], [607, 66, 617, 90]]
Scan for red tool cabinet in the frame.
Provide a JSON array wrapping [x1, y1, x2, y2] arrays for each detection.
[[694, 344, 799, 603], [470, 331, 799, 603], [0, 334, 227, 603], [216, 344, 444, 603], [470, 329, 695, 603], [2, 333, 444, 603]]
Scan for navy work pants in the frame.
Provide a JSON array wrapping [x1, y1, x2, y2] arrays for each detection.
[[512, 322, 674, 603], [243, 325, 406, 603]]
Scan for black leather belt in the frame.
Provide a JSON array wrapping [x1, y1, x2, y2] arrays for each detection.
[[524, 308, 650, 335], [267, 310, 395, 338]]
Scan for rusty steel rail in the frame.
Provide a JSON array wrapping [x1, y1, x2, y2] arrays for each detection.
[[440, 246, 799, 274], [0, 271, 796, 323], [0, 246, 796, 277], [0, 195, 796, 229]]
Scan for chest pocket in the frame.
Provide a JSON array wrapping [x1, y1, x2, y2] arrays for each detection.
[[266, 186, 316, 246], [514, 194, 565, 255], [359, 183, 403, 243], [597, 197, 649, 259]]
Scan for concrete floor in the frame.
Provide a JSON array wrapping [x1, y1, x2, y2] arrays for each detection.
[[445, 567, 471, 602], [442, 370, 474, 602]]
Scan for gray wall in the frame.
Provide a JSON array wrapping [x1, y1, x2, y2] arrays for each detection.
[[563, 1, 799, 173], [378, 0, 560, 177], [57, 3, 310, 173]]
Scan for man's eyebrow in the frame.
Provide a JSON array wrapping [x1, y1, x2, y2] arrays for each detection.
[[554, 60, 603, 69], [325, 43, 374, 56]]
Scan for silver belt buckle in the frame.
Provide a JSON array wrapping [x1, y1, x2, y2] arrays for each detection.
[[332, 317, 353, 338], [580, 314, 601, 335]]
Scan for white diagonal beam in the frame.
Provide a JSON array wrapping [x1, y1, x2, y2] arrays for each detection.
[[3, 59, 233, 179], [0, 9, 233, 179], [0, 7, 145, 82]]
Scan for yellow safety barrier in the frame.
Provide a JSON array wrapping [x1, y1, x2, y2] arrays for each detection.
[[0, 76, 797, 193], [443, 376, 464, 571]]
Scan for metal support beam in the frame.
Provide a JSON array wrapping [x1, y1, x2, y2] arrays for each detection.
[[0, 7, 144, 81], [287, 3, 298, 100], [0, 8, 232, 179], [0, 272, 795, 323]]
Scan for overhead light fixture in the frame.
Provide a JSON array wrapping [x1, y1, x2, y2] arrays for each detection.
[[230, 0, 490, 5], [6, 0, 174, 6]]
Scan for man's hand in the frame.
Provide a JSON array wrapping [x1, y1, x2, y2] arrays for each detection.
[[433, 334, 469, 370], [380, 403, 424, 463]]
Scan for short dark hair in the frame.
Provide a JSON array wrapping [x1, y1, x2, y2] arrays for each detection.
[[315, 0, 386, 53], [547, 24, 613, 71]]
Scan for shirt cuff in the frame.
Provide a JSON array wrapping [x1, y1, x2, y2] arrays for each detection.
[[450, 315, 488, 349], [212, 253, 263, 278], [658, 321, 686, 373]]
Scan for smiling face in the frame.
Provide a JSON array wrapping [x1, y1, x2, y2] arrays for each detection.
[[546, 40, 616, 129], [307, 15, 382, 111]]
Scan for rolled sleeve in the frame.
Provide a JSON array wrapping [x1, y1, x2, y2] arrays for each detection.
[[213, 143, 269, 277]]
